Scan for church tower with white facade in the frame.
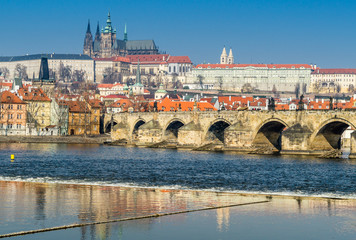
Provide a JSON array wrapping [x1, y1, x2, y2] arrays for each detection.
[[227, 48, 234, 64], [220, 47, 227, 64]]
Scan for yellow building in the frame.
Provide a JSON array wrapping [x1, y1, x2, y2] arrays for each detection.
[[18, 86, 52, 131], [67, 99, 102, 135]]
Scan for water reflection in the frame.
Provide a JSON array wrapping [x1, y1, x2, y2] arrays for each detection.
[[1, 181, 356, 240]]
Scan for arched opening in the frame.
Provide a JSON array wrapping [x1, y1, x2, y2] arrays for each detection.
[[132, 120, 146, 140], [105, 121, 118, 133], [253, 121, 287, 151], [164, 120, 184, 139], [206, 120, 230, 144], [312, 121, 353, 151]]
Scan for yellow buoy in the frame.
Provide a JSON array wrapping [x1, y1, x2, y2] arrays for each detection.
[[11, 154, 14, 162]]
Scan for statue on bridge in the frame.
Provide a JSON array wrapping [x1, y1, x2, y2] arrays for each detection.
[[268, 97, 275, 111], [298, 94, 304, 111]]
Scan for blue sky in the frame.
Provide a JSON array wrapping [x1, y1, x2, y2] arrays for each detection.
[[1, 0, 356, 68]]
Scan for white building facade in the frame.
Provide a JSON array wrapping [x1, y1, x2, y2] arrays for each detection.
[[0, 54, 95, 82], [310, 69, 356, 93], [185, 64, 314, 93]]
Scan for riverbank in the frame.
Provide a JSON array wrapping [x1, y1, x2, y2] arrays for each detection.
[[0, 135, 111, 144]]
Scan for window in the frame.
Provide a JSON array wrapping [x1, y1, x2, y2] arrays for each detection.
[[42, 120, 44, 124]]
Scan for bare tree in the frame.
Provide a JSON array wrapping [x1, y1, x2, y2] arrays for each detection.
[[241, 83, 254, 93], [72, 69, 86, 82], [0, 67, 10, 78], [312, 82, 322, 93], [15, 64, 28, 80], [196, 75, 205, 90], [295, 83, 300, 99], [348, 84, 354, 93], [52, 98, 68, 135], [336, 84, 341, 93], [302, 83, 307, 94], [102, 67, 121, 84], [59, 62, 72, 82], [217, 76, 223, 93]]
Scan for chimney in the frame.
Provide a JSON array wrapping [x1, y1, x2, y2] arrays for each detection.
[[28, 86, 32, 92], [229, 96, 231, 102]]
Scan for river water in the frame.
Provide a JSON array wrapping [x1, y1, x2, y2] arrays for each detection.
[[1, 143, 356, 239], [0, 143, 355, 198]]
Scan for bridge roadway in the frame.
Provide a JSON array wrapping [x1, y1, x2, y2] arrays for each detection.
[[104, 109, 356, 157]]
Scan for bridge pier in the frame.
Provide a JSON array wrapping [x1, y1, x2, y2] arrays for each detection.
[[177, 121, 203, 148], [348, 131, 356, 158], [137, 120, 163, 146], [224, 121, 254, 151], [280, 124, 313, 155]]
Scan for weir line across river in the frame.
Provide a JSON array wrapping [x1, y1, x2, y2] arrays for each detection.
[[104, 110, 356, 157]]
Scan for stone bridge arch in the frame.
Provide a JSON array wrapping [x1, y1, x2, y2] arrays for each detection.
[[309, 118, 356, 151], [132, 119, 146, 141], [105, 120, 119, 133], [252, 118, 289, 151], [204, 118, 232, 144], [163, 118, 185, 140]]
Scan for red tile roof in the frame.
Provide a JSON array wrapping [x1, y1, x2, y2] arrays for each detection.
[[18, 87, 51, 102], [195, 64, 313, 69], [312, 69, 356, 74], [93, 56, 130, 63], [0, 82, 12, 88], [102, 94, 128, 99], [98, 84, 113, 88], [108, 99, 134, 111], [0, 91, 25, 104], [167, 56, 192, 64], [67, 101, 89, 113], [150, 97, 216, 112], [128, 54, 169, 64]]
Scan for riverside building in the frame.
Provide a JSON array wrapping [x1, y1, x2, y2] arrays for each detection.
[[310, 69, 356, 93], [0, 54, 94, 82], [184, 47, 315, 93]]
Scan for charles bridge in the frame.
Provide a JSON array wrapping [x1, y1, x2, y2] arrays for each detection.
[[104, 109, 356, 157]]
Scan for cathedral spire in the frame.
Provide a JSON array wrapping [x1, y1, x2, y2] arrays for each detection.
[[83, 20, 93, 56], [95, 22, 100, 36], [86, 19, 91, 34], [124, 23, 128, 42]]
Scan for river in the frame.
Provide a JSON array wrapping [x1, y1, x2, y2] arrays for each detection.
[[0, 143, 355, 198], [1, 143, 356, 239]]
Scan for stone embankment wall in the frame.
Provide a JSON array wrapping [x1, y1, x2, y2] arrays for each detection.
[[0, 135, 111, 144]]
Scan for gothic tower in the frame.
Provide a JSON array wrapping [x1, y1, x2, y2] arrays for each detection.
[[100, 12, 117, 58], [227, 48, 234, 64], [93, 22, 101, 57], [83, 20, 93, 56], [220, 47, 227, 64]]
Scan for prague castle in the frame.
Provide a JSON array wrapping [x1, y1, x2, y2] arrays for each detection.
[[83, 12, 159, 58]]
